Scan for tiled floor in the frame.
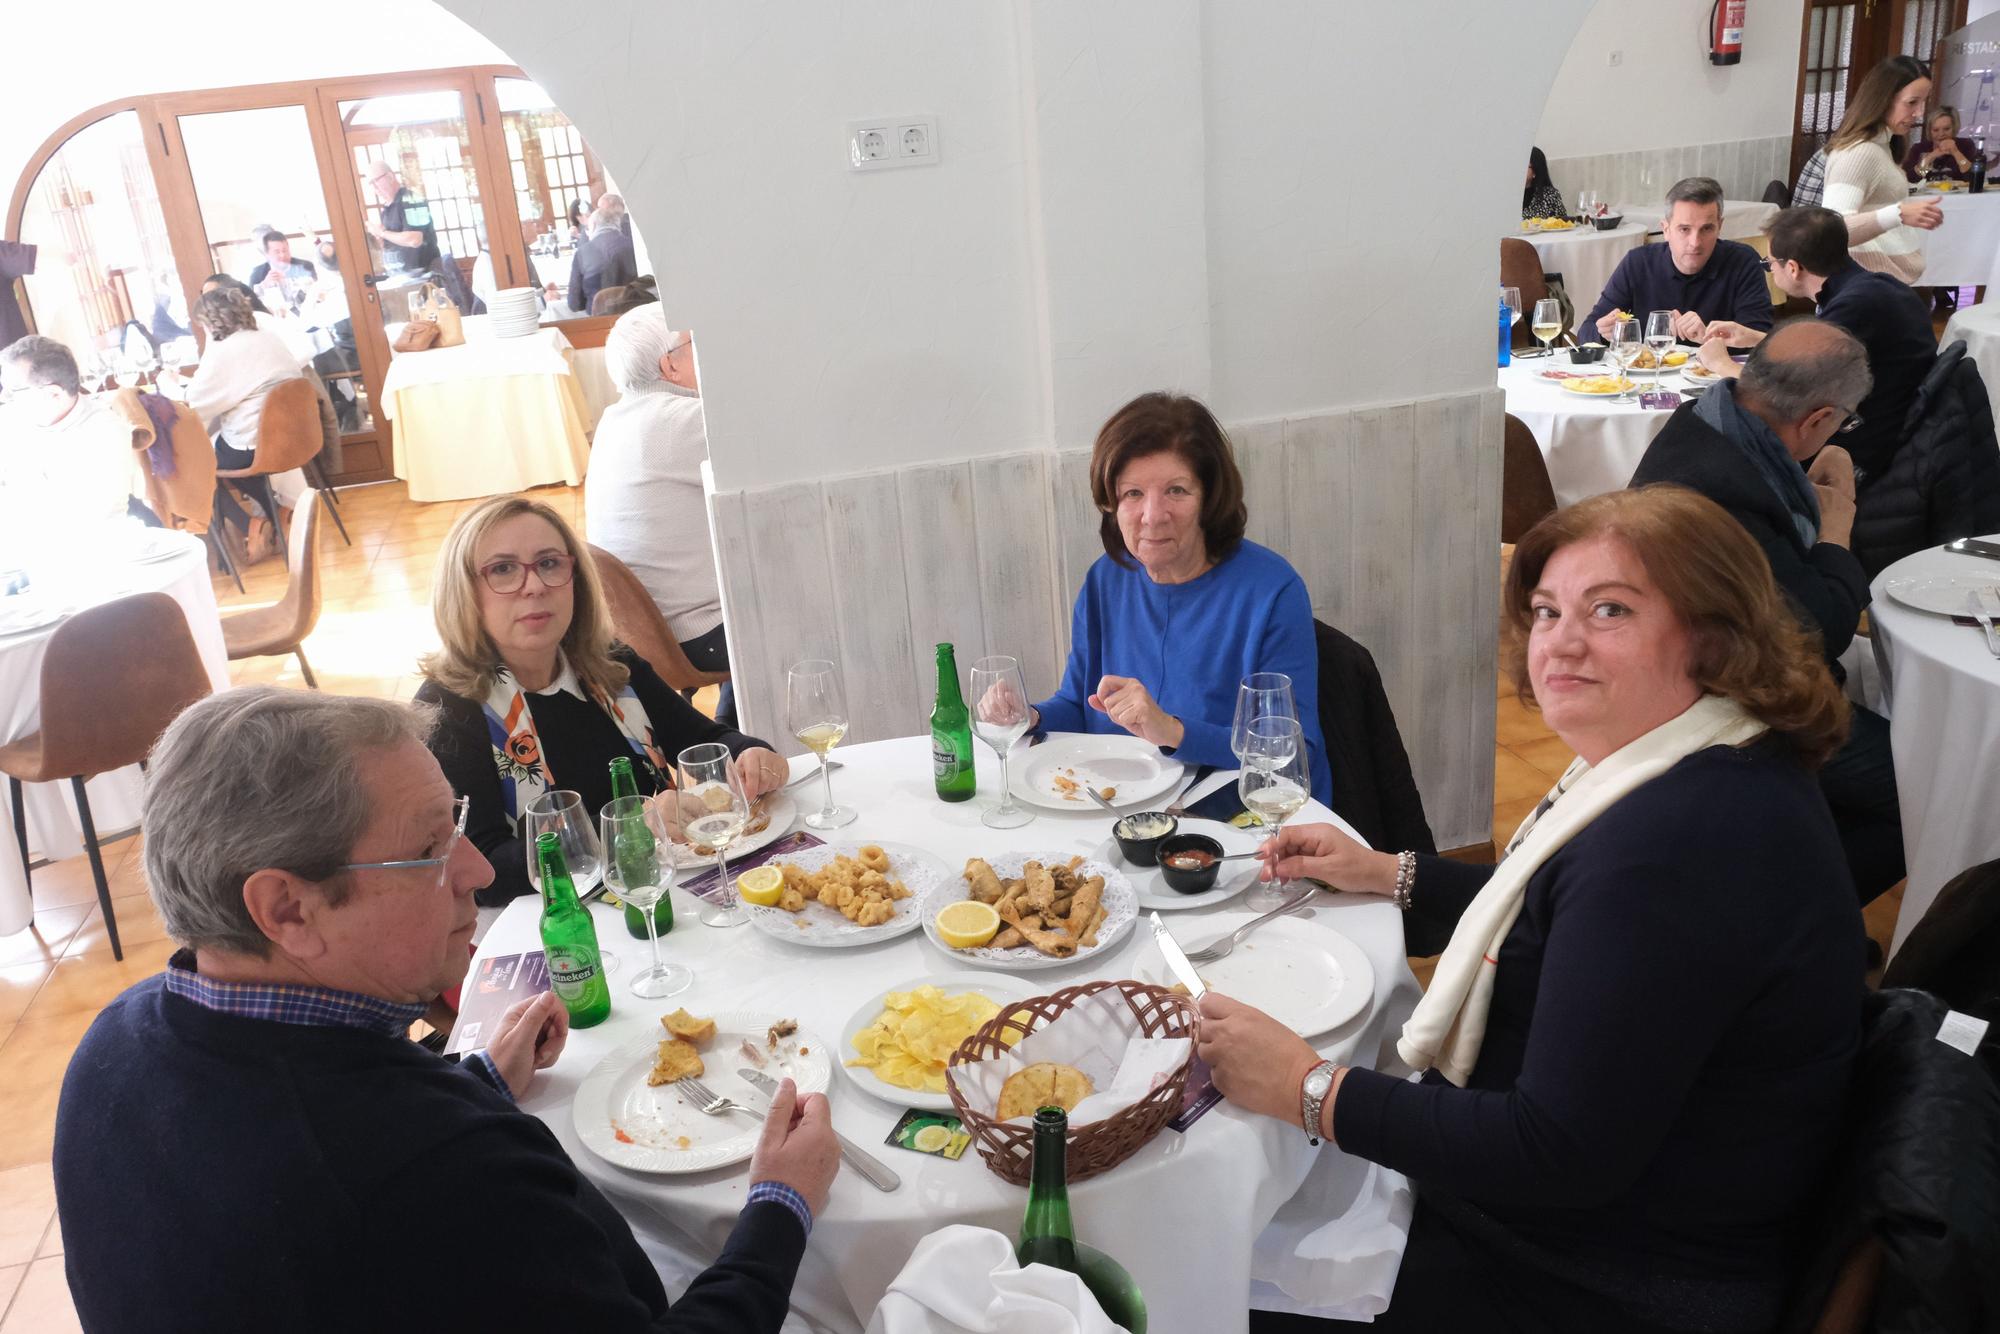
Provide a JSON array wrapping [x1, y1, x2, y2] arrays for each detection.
[[0, 480, 1903, 1328]]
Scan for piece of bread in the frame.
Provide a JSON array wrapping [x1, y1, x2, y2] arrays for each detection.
[[647, 1038, 705, 1086], [996, 1061, 1094, 1120], [661, 1008, 717, 1045]]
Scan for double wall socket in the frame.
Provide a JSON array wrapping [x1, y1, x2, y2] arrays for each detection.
[[848, 116, 939, 171]]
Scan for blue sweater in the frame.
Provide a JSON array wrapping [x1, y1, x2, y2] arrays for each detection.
[[1035, 539, 1331, 804]]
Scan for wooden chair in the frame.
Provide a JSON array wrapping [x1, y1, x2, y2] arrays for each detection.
[[0, 593, 213, 960], [1500, 238, 1551, 349], [221, 491, 323, 687], [213, 378, 346, 570], [1502, 414, 1558, 543], [588, 544, 730, 691]]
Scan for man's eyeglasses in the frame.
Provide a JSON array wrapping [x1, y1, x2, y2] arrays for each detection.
[[478, 553, 576, 595], [1831, 406, 1864, 434], [338, 796, 470, 890]]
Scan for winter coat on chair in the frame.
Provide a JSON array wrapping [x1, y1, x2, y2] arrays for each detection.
[[1851, 340, 2000, 576]]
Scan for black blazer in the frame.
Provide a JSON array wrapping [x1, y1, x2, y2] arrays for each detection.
[[1313, 620, 1435, 856]]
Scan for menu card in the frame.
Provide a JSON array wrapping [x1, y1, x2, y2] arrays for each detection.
[[677, 831, 827, 903], [446, 951, 551, 1056], [1169, 1054, 1223, 1132]]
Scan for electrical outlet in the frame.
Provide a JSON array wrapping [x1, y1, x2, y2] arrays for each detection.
[[899, 122, 930, 157], [847, 117, 939, 171]]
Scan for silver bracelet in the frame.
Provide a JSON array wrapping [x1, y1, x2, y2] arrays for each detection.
[[1391, 851, 1416, 911]]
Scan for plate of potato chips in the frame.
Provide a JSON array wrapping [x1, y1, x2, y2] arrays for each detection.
[[841, 974, 1039, 1110]]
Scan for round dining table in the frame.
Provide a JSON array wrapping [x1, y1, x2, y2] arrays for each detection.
[[1515, 220, 1648, 325], [0, 529, 231, 936], [1866, 539, 2000, 957], [470, 736, 1422, 1332], [1941, 301, 2000, 429], [1499, 352, 1684, 506]]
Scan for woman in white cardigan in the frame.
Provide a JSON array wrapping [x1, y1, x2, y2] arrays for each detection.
[[1822, 55, 1943, 285]]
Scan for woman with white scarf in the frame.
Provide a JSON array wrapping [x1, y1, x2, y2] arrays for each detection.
[[1203, 487, 1862, 1334], [584, 304, 736, 725]]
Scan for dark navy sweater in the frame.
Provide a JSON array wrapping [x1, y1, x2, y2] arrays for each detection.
[[54, 979, 807, 1333], [1583, 238, 1775, 336], [1337, 742, 1864, 1331]]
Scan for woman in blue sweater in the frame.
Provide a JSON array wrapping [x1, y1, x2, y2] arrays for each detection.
[[1005, 392, 1331, 803]]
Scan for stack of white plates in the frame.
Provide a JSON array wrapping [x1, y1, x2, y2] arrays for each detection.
[[489, 287, 541, 338]]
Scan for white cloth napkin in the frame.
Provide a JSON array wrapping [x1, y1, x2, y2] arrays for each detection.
[[865, 1226, 1125, 1334]]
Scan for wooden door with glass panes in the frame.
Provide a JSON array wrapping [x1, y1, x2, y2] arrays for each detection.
[[1794, 0, 1969, 180]]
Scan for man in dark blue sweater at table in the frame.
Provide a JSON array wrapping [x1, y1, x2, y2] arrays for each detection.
[[52, 688, 839, 1334], [1583, 176, 1774, 344]]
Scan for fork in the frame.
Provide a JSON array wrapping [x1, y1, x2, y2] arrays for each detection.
[[679, 1076, 760, 1120], [1184, 883, 1318, 963], [1974, 588, 2000, 658]]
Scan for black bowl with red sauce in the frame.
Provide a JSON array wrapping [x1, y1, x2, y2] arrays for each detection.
[[1156, 833, 1224, 895]]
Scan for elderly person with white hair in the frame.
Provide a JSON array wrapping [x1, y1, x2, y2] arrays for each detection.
[[52, 687, 837, 1333], [584, 307, 735, 723]]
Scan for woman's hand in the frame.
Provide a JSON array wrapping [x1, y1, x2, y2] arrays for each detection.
[[1088, 676, 1184, 749], [735, 746, 790, 801], [1195, 993, 1327, 1128], [977, 678, 1037, 732], [484, 990, 569, 1096], [1901, 198, 1945, 230], [645, 789, 711, 843], [1256, 822, 1400, 896]]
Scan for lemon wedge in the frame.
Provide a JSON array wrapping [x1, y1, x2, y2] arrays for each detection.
[[935, 900, 1000, 949], [737, 865, 785, 906], [912, 1124, 953, 1152]]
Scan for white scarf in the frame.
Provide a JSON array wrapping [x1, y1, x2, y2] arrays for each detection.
[[1398, 694, 1767, 1086]]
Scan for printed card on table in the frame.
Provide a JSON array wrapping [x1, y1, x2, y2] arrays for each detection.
[[446, 951, 550, 1056], [678, 831, 827, 903], [1168, 1054, 1223, 1132]]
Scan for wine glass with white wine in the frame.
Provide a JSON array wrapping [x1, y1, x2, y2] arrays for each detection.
[[1239, 716, 1310, 912], [968, 654, 1035, 830], [601, 796, 689, 997], [1530, 297, 1563, 359], [677, 743, 752, 928], [787, 659, 856, 829]]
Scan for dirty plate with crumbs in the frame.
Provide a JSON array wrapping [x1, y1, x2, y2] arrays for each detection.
[[1131, 912, 1376, 1037], [1012, 734, 1184, 812], [571, 1011, 830, 1173]]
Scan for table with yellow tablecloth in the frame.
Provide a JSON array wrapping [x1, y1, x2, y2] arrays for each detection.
[[381, 314, 591, 502]]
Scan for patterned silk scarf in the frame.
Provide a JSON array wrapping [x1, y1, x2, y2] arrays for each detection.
[[478, 655, 670, 830]]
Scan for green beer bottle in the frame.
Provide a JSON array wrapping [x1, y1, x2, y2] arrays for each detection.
[[609, 756, 672, 939], [1016, 1107, 1147, 1331], [536, 831, 611, 1028], [931, 643, 975, 802]]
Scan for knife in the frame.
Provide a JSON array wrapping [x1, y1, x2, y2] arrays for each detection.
[[737, 1067, 902, 1192], [1148, 911, 1206, 1000]]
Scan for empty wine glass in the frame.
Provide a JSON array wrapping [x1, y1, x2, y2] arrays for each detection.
[[602, 795, 689, 997], [969, 654, 1034, 829], [524, 790, 617, 972], [787, 659, 855, 829], [677, 743, 751, 928], [1607, 318, 1642, 402], [1643, 310, 1675, 381], [1578, 189, 1599, 222], [1500, 285, 1522, 332], [1239, 717, 1309, 912], [1531, 297, 1563, 359], [1231, 673, 1297, 768]]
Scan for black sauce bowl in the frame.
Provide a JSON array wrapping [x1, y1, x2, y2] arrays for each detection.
[[1113, 812, 1178, 867], [1156, 833, 1224, 895]]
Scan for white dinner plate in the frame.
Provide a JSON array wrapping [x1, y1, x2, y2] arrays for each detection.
[[838, 972, 1040, 1111], [1133, 912, 1376, 1038], [915, 851, 1137, 972], [665, 792, 797, 870], [1558, 376, 1636, 397], [741, 840, 944, 948], [1882, 573, 2000, 618], [0, 600, 71, 638], [571, 1011, 830, 1174], [1012, 734, 1184, 812], [1092, 818, 1263, 911]]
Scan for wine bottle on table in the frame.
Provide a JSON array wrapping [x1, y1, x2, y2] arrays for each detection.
[[930, 642, 976, 802], [1016, 1107, 1147, 1332], [1972, 138, 1988, 194], [536, 831, 612, 1028], [609, 755, 672, 939]]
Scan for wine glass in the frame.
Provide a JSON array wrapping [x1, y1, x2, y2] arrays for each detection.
[[1578, 189, 1599, 222], [678, 742, 751, 928], [1530, 297, 1563, 359], [602, 795, 690, 997], [523, 790, 618, 971], [1643, 310, 1675, 381], [1231, 673, 1297, 767], [1606, 317, 1642, 402], [1500, 285, 1522, 334], [786, 659, 856, 829], [968, 654, 1034, 829], [1239, 717, 1310, 912]]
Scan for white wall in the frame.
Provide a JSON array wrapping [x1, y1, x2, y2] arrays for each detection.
[[1537, 0, 1802, 159], [1973, 0, 2000, 23]]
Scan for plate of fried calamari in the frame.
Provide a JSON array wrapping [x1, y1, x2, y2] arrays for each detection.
[[743, 841, 945, 948], [918, 852, 1137, 971]]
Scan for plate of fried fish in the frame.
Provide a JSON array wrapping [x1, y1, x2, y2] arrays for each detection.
[[917, 852, 1137, 971], [743, 841, 945, 948]]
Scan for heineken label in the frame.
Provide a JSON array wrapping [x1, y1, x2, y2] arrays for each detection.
[[546, 949, 600, 1001], [932, 735, 961, 779]]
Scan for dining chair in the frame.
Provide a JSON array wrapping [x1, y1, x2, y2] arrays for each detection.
[[1501, 414, 1557, 545], [221, 490, 323, 687], [1761, 177, 1793, 209], [213, 378, 348, 570], [587, 544, 730, 691], [1499, 238, 1551, 349], [0, 593, 213, 960]]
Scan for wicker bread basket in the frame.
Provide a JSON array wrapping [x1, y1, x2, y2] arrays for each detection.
[[946, 979, 1197, 1185]]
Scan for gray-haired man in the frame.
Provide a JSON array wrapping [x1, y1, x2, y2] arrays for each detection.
[[0, 334, 142, 535], [53, 687, 837, 1334]]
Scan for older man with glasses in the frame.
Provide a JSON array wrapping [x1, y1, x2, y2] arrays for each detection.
[[1629, 319, 1904, 908], [53, 687, 837, 1333]]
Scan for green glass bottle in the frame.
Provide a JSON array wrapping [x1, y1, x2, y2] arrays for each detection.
[[609, 756, 672, 939], [930, 642, 975, 802], [1016, 1107, 1147, 1332], [536, 831, 611, 1028]]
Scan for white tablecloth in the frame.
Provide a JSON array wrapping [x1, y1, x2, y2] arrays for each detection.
[[0, 530, 230, 935], [1942, 302, 2000, 429], [1516, 222, 1648, 324], [1867, 539, 2000, 956], [1919, 190, 2000, 290], [473, 737, 1422, 1333], [1499, 355, 1679, 506], [379, 315, 577, 414]]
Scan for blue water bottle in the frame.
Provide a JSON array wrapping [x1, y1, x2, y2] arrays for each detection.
[[1498, 298, 1512, 368]]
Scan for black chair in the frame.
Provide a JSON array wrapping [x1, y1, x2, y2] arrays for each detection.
[[1311, 620, 1435, 858], [1763, 177, 1793, 208], [1883, 857, 2000, 1047]]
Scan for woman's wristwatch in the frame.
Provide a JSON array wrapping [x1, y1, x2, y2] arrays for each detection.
[[1299, 1060, 1339, 1146]]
